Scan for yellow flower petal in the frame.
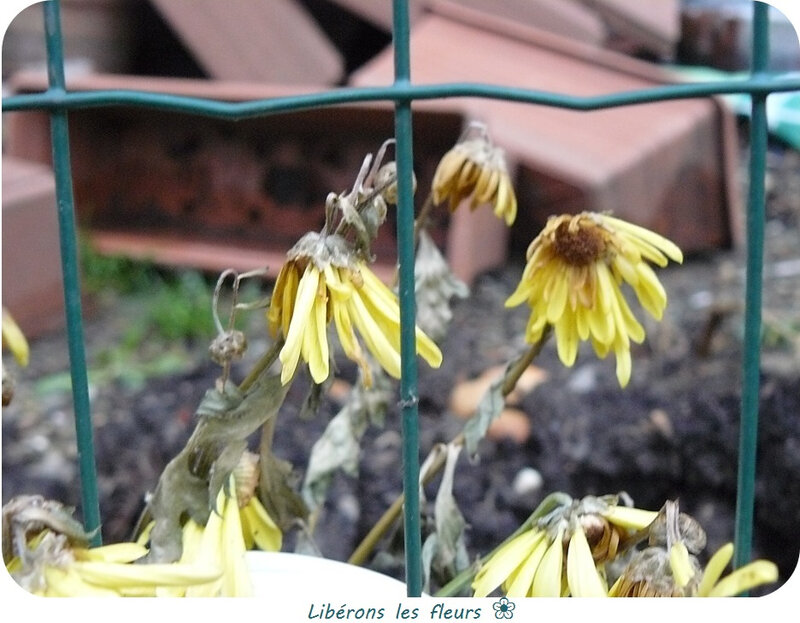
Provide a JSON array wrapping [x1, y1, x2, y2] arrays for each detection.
[[696, 542, 734, 597], [221, 487, 253, 597], [473, 529, 543, 598], [71, 560, 222, 589], [613, 339, 632, 388], [602, 506, 657, 531], [566, 524, 607, 597], [2, 308, 29, 367], [184, 504, 225, 597], [44, 565, 120, 597], [302, 279, 330, 384], [545, 274, 568, 323], [706, 560, 779, 597], [346, 292, 401, 379], [241, 497, 282, 552], [503, 532, 547, 597], [669, 542, 695, 589], [280, 265, 320, 384], [531, 530, 564, 597], [602, 215, 684, 264], [267, 264, 288, 337], [281, 263, 300, 338], [352, 266, 443, 369], [73, 542, 148, 563]]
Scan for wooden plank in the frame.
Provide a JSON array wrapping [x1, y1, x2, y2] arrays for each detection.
[[149, 0, 344, 83]]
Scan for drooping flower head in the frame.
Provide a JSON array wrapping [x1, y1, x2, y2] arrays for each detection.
[[608, 501, 779, 597], [432, 122, 517, 225], [472, 494, 657, 598], [268, 232, 442, 387], [505, 212, 683, 387], [3, 495, 221, 597], [139, 452, 282, 597], [267, 140, 443, 387]]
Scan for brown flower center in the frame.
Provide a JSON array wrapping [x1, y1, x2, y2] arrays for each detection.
[[552, 221, 606, 266]]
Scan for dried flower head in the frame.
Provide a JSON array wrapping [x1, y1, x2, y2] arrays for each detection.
[[267, 232, 442, 386], [608, 541, 779, 597], [505, 212, 683, 387], [3, 496, 220, 596], [472, 494, 657, 598], [609, 500, 778, 598], [136, 468, 281, 598], [432, 122, 517, 225]]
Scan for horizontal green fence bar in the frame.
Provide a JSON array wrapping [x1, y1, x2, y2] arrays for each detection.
[[4, 75, 800, 119]]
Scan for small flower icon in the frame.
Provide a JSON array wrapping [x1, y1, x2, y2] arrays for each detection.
[[493, 597, 515, 619]]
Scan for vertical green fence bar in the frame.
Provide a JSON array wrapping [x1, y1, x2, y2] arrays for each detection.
[[42, 0, 102, 545], [734, 0, 770, 572], [392, 0, 423, 598]]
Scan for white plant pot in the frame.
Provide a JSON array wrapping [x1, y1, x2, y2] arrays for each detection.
[[245, 551, 411, 599]]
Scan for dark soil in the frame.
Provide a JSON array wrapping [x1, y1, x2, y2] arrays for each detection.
[[3, 144, 799, 595]]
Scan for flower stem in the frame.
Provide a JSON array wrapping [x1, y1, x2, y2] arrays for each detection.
[[347, 433, 464, 566], [347, 331, 552, 567], [238, 338, 283, 393], [412, 192, 435, 245], [501, 326, 552, 396]]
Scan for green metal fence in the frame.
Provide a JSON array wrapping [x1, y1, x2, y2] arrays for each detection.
[[3, 0, 800, 598]]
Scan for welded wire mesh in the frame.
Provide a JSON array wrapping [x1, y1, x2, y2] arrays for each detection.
[[3, 0, 799, 597]]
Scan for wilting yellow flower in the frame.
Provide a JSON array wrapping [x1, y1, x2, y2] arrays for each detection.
[[473, 496, 657, 598], [268, 243, 442, 386], [170, 481, 251, 597], [2, 307, 29, 367], [432, 124, 517, 225], [147, 452, 282, 598], [6, 531, 221, 597], [608, 542, 778, 597], [505, 212, 683, 387]]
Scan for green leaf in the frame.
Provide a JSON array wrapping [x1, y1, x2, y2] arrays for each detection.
[[300, 365, 392, 511], [414, 230, 469, 342], [462, 377, 505, 457]]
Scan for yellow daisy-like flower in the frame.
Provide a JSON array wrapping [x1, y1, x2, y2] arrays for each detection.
[[6, 530, 221, 597], [472, 496, 657, 598], [155, 475, 281, 598], [267, 236, 443, 386], [140, 452, 282, 598], [432, 123, 517, 226], [608, 542, 778, 597], [505, 212, 683, 387]]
